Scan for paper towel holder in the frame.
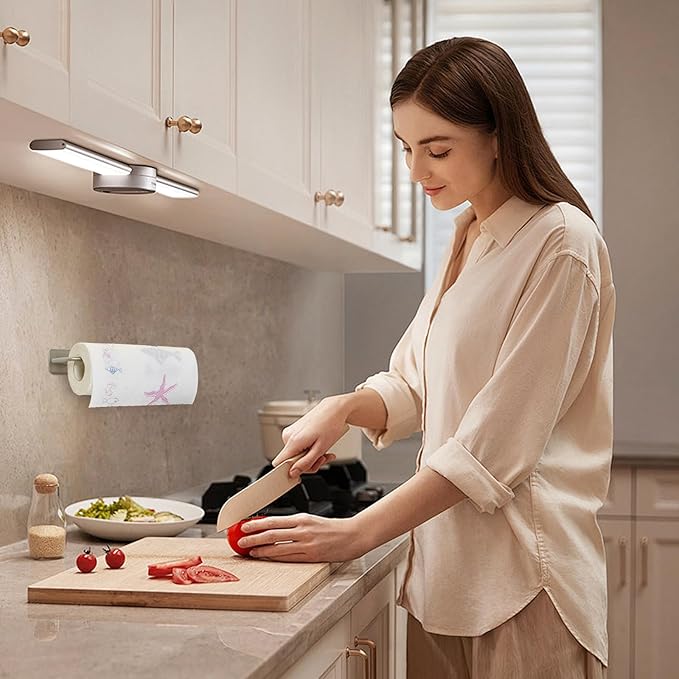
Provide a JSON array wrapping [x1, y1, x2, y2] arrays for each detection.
[[49, 349, 83, 375]]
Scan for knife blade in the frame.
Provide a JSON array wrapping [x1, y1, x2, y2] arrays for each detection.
[[215, 453, 306, 533]]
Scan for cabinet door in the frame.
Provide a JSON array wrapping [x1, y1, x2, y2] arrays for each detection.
[[172, 0, 236, 191], [236, 0, 317, 226], [311, 0, 374, 249], [70, 0, 172, 165], [599, 466, 633, 518], [636, 467, 679, 519], [0, 0, 69, 121], [598, 518, 633, 679], [634, 520, 679, 679], [350, 572, 395, 679], [279, 612, 350, 679]]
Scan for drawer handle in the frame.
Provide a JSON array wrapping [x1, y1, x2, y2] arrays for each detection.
[[346, 647, 369, 678], [314, 189, 345, 207], [1, 26, 30, 47], [640, 536, 649, 587], [165, 115, 203, 134], [618, 536, 627, 586], [355, 636, 377, 679]]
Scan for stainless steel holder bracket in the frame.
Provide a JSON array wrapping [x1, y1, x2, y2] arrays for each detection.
[[49, 349, 83, 375]]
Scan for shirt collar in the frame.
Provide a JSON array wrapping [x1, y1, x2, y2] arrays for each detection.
[[454, 196, 547, 249]]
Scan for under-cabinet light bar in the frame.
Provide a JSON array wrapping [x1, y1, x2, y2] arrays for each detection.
[[155, 175, 199, 199], [29, 139, 131, 177]]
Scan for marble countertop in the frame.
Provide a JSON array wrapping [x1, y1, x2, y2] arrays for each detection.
[[0, 472, 410, 679]]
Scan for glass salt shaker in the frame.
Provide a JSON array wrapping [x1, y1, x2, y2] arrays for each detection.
[[27, 473, 67, 559]]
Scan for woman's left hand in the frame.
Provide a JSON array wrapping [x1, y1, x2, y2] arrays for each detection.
[[236, 514, 369, 563]]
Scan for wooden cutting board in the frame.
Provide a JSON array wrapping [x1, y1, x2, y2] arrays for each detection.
[[27, 537, 343, 611]]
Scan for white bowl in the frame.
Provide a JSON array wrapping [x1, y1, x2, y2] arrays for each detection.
[[65, 496, 205, 542]]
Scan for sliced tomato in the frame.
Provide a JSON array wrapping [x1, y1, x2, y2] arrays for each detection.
[[186, 564, 239, 583], [147, 555, 202, 577], [171, 567, 193, 585]]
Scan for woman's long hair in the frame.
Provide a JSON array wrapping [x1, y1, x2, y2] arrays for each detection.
[[391, 37, 594, 221]]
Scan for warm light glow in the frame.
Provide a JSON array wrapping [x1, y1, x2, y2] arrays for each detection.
[[29, 139, 131, 176], [155, 175, 199, 199]]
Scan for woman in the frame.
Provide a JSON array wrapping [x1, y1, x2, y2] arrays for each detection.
[[236, 37, 614, 678]]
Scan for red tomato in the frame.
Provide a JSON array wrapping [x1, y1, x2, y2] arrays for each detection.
[[171, 567, 193, 585], [103, 545, 125, 569], [76, 547, 97, 573], [186, 564, 239, 583], [147, 555, 202, 577], [227, 516, 267, 556]]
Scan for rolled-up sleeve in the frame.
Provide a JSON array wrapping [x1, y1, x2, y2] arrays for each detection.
[[354, 317, 423, 449], [426, 253, 600, 514]]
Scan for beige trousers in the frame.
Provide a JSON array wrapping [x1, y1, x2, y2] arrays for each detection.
[[406, 590, 607, 679]]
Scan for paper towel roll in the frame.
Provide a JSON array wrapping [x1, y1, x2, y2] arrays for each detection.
[[67, 342, 198, 408]]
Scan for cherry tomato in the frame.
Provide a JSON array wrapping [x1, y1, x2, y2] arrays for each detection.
[[103, 545, 126, 569], [227, 516, 267, 557], [76, 547, 97, 573]]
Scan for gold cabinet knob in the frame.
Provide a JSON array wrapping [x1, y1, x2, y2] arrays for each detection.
[[1, 26, 30, 47], [314, 189, 345, 207], [165, 115, 203, 134]]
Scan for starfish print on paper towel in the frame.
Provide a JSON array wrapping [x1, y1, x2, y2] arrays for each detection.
[[144, 374, 177, 405]]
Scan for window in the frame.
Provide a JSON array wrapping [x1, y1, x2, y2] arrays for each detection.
[[424, 0, 602, 287], [374, 0, 426, 250]]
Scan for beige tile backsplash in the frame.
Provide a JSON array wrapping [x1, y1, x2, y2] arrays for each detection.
[[0, 183, 344, 546]]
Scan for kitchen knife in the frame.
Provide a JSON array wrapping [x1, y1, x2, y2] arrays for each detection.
[[215, 453, 305, 533]]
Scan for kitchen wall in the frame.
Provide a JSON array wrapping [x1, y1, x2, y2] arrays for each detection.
[[0, 183, 345, 546], [345, 272, 423, 484], [602, 0, 679, 454]]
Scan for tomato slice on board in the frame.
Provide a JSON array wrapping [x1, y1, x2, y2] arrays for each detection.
[[171, 567, 193, 585], [186, 564, 239, 583], [147, 555, 203, 577]]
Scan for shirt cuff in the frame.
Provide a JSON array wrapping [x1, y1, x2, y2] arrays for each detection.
[[425, 437, 515, 514], [354, 376, 420, 450]]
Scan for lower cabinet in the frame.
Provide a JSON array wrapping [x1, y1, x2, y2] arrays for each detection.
[[599, 465, 679, 679], [280, 565, 405, 679], [633, 520, 679, 679]]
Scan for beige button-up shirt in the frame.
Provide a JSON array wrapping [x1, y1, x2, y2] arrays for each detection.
[[356, 196, 615, 666]]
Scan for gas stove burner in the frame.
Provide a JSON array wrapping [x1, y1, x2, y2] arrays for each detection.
[[200, 460, 398, 523]]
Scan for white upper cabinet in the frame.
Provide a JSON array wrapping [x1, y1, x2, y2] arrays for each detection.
[[172, 0, 236, 191], [311, 0, 375, 250], [70, 0, 173, 166], [0, 1, 69, 122], [236, 0, 317, 227], [1, 1, 420, 272]]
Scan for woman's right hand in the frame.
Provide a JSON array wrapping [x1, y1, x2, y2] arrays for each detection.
[[271, 396, 351, 477]]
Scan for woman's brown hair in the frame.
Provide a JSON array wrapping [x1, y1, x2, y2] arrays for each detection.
[[391, 36, 595, 222]]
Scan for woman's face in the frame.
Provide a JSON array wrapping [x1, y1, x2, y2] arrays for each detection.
[[392, 100, 498, 211]]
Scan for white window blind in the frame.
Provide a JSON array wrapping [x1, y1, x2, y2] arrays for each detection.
[[423, 0, 602, 287]]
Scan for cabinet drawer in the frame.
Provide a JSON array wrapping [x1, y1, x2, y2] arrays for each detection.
[[636, 468, 679, 518], [599, 466, 633, 517]]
